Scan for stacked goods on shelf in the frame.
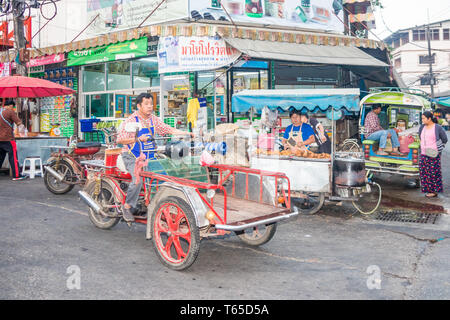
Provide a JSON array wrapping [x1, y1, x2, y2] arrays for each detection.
[[40, 96, 74, 137], [37, 66, 78, 137], [164, 117, 176, 128]]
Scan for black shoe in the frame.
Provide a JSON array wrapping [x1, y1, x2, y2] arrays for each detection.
[[121, 205, 135, 222]]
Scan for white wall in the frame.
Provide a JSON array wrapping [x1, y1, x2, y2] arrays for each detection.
[[33, 0, 88, 48]]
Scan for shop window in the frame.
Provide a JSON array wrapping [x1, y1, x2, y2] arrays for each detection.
[[83, 64, 105, 92], [85, 93, 114, 118], [233, 71, 262, 93], [132, 57, 160, 88], [107, 60, 131, 91]]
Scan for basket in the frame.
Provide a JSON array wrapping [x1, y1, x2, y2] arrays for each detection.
[[104, 148, 122, 175], [80, 119, 101, 132]]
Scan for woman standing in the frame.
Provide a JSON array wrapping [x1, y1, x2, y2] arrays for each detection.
[[418, 111, 448, 198]]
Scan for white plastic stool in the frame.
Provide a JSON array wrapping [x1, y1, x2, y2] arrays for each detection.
[[22, 157, 43, 179]]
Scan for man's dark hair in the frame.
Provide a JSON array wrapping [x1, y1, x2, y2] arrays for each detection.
[[289, 109, 300, 118], [4, 99, 15, 107], [301, 113, 309, 119], [135, 93, 153, 106], [372, 104, 382, 111]]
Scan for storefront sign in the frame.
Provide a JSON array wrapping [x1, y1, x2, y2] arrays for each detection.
[[86, 0, 188, 36], [0, 62, 11, 77], [26, 53, 65, 68], [67, 37, 148, 66], [190, 0, 345, 33], [158, 36, 241, 74]]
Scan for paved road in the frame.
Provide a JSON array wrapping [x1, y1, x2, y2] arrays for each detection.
[[0, 175, 449, 300]]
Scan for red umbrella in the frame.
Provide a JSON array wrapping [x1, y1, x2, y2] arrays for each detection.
[[0, 75, 75, 98]]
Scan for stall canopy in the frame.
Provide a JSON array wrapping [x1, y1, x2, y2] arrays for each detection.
[[232, 89, 361, 113], [436, 96, 450, 108], [224, 38, 388, 67]]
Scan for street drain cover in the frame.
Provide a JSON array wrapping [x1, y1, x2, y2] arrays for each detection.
[[374, 211, 441, 224]]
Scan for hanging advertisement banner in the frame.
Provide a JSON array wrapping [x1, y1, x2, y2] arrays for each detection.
[[190, 0, 345, 33], [86, 0, 188, 36], [0, 62, 11, 77], [158, 36, 241, 74], [67, 37, 148, 66], [26, 54, 65, 68]]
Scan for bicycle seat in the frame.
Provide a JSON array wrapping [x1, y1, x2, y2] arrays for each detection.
[[76, 142, 102, 149]]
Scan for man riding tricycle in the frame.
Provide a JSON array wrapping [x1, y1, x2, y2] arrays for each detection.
[[358, 88, 433, 186], [78, 93, 298, 270]]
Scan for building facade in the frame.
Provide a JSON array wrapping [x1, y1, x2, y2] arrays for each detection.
[[385, 19, 450, 97]]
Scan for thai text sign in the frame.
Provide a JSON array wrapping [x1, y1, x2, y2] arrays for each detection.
[[158, 36, 241, 73], [26, 54, 65, 68], [67, 37, 148, 66], [86, 0, 188, 36], [190, 0, 345, 33]]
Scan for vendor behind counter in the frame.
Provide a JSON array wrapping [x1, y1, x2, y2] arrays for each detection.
[[281, 110, 315, 152]]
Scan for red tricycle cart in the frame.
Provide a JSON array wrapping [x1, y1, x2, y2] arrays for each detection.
[[78, 149, 298, 270]]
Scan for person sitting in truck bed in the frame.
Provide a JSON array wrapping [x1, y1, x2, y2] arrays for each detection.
[[364, 105, 405, 156]]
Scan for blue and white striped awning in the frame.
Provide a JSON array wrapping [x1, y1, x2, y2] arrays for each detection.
[[232, 89, 361, 113]]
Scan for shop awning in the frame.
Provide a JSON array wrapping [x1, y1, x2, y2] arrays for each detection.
[[436, 96, 450, 107], [232, 89, 361, 113], [224, 38, 388, 67]]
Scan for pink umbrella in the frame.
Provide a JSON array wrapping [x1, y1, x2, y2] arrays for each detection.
[[0, 75, 75, 98]]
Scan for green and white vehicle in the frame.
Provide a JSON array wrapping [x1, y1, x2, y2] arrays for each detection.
[[358, 88, 432, 184]]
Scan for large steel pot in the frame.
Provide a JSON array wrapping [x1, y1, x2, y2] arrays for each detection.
[[333, 155, 366, 187]]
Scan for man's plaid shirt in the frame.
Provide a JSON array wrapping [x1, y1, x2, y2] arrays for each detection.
[[364, 111, 383, 137], [117, 111, 175, 153]]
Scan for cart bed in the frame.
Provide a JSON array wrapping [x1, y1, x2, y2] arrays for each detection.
[[212, 194, 290, 224]]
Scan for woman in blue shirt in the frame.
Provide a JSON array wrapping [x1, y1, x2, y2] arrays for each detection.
[[282, 110, 315, 151]]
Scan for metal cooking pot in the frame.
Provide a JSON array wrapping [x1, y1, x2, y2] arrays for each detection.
[[333, 156, 366, 187]]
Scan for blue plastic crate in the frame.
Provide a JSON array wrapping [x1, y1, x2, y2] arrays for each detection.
[[80, 119, 101, 132]]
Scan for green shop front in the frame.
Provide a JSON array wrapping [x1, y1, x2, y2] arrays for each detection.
[[71, 36, 161, 141]]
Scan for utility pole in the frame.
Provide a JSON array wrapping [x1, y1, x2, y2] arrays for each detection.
[[13, 0, 28, 76], [426, 9, 435, 98]]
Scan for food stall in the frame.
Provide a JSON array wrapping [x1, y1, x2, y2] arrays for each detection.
[[231, 89, 382, 215], [0, 75, 75, 174]]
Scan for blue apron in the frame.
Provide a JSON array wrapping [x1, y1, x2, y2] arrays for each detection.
[[128, 116, 156, 160]]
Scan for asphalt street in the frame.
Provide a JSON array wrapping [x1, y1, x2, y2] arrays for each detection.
[[0, 172, 449, 300]]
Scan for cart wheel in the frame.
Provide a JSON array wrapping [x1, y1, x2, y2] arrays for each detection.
[[352, 182, 382, 215], [85, 179, 121, 230], [292, 192, 325, 215], [340, 139, 362, 152], [44, 160, 75, 195], [151, 196, 200, 271], [236, 223, 277, 246]]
